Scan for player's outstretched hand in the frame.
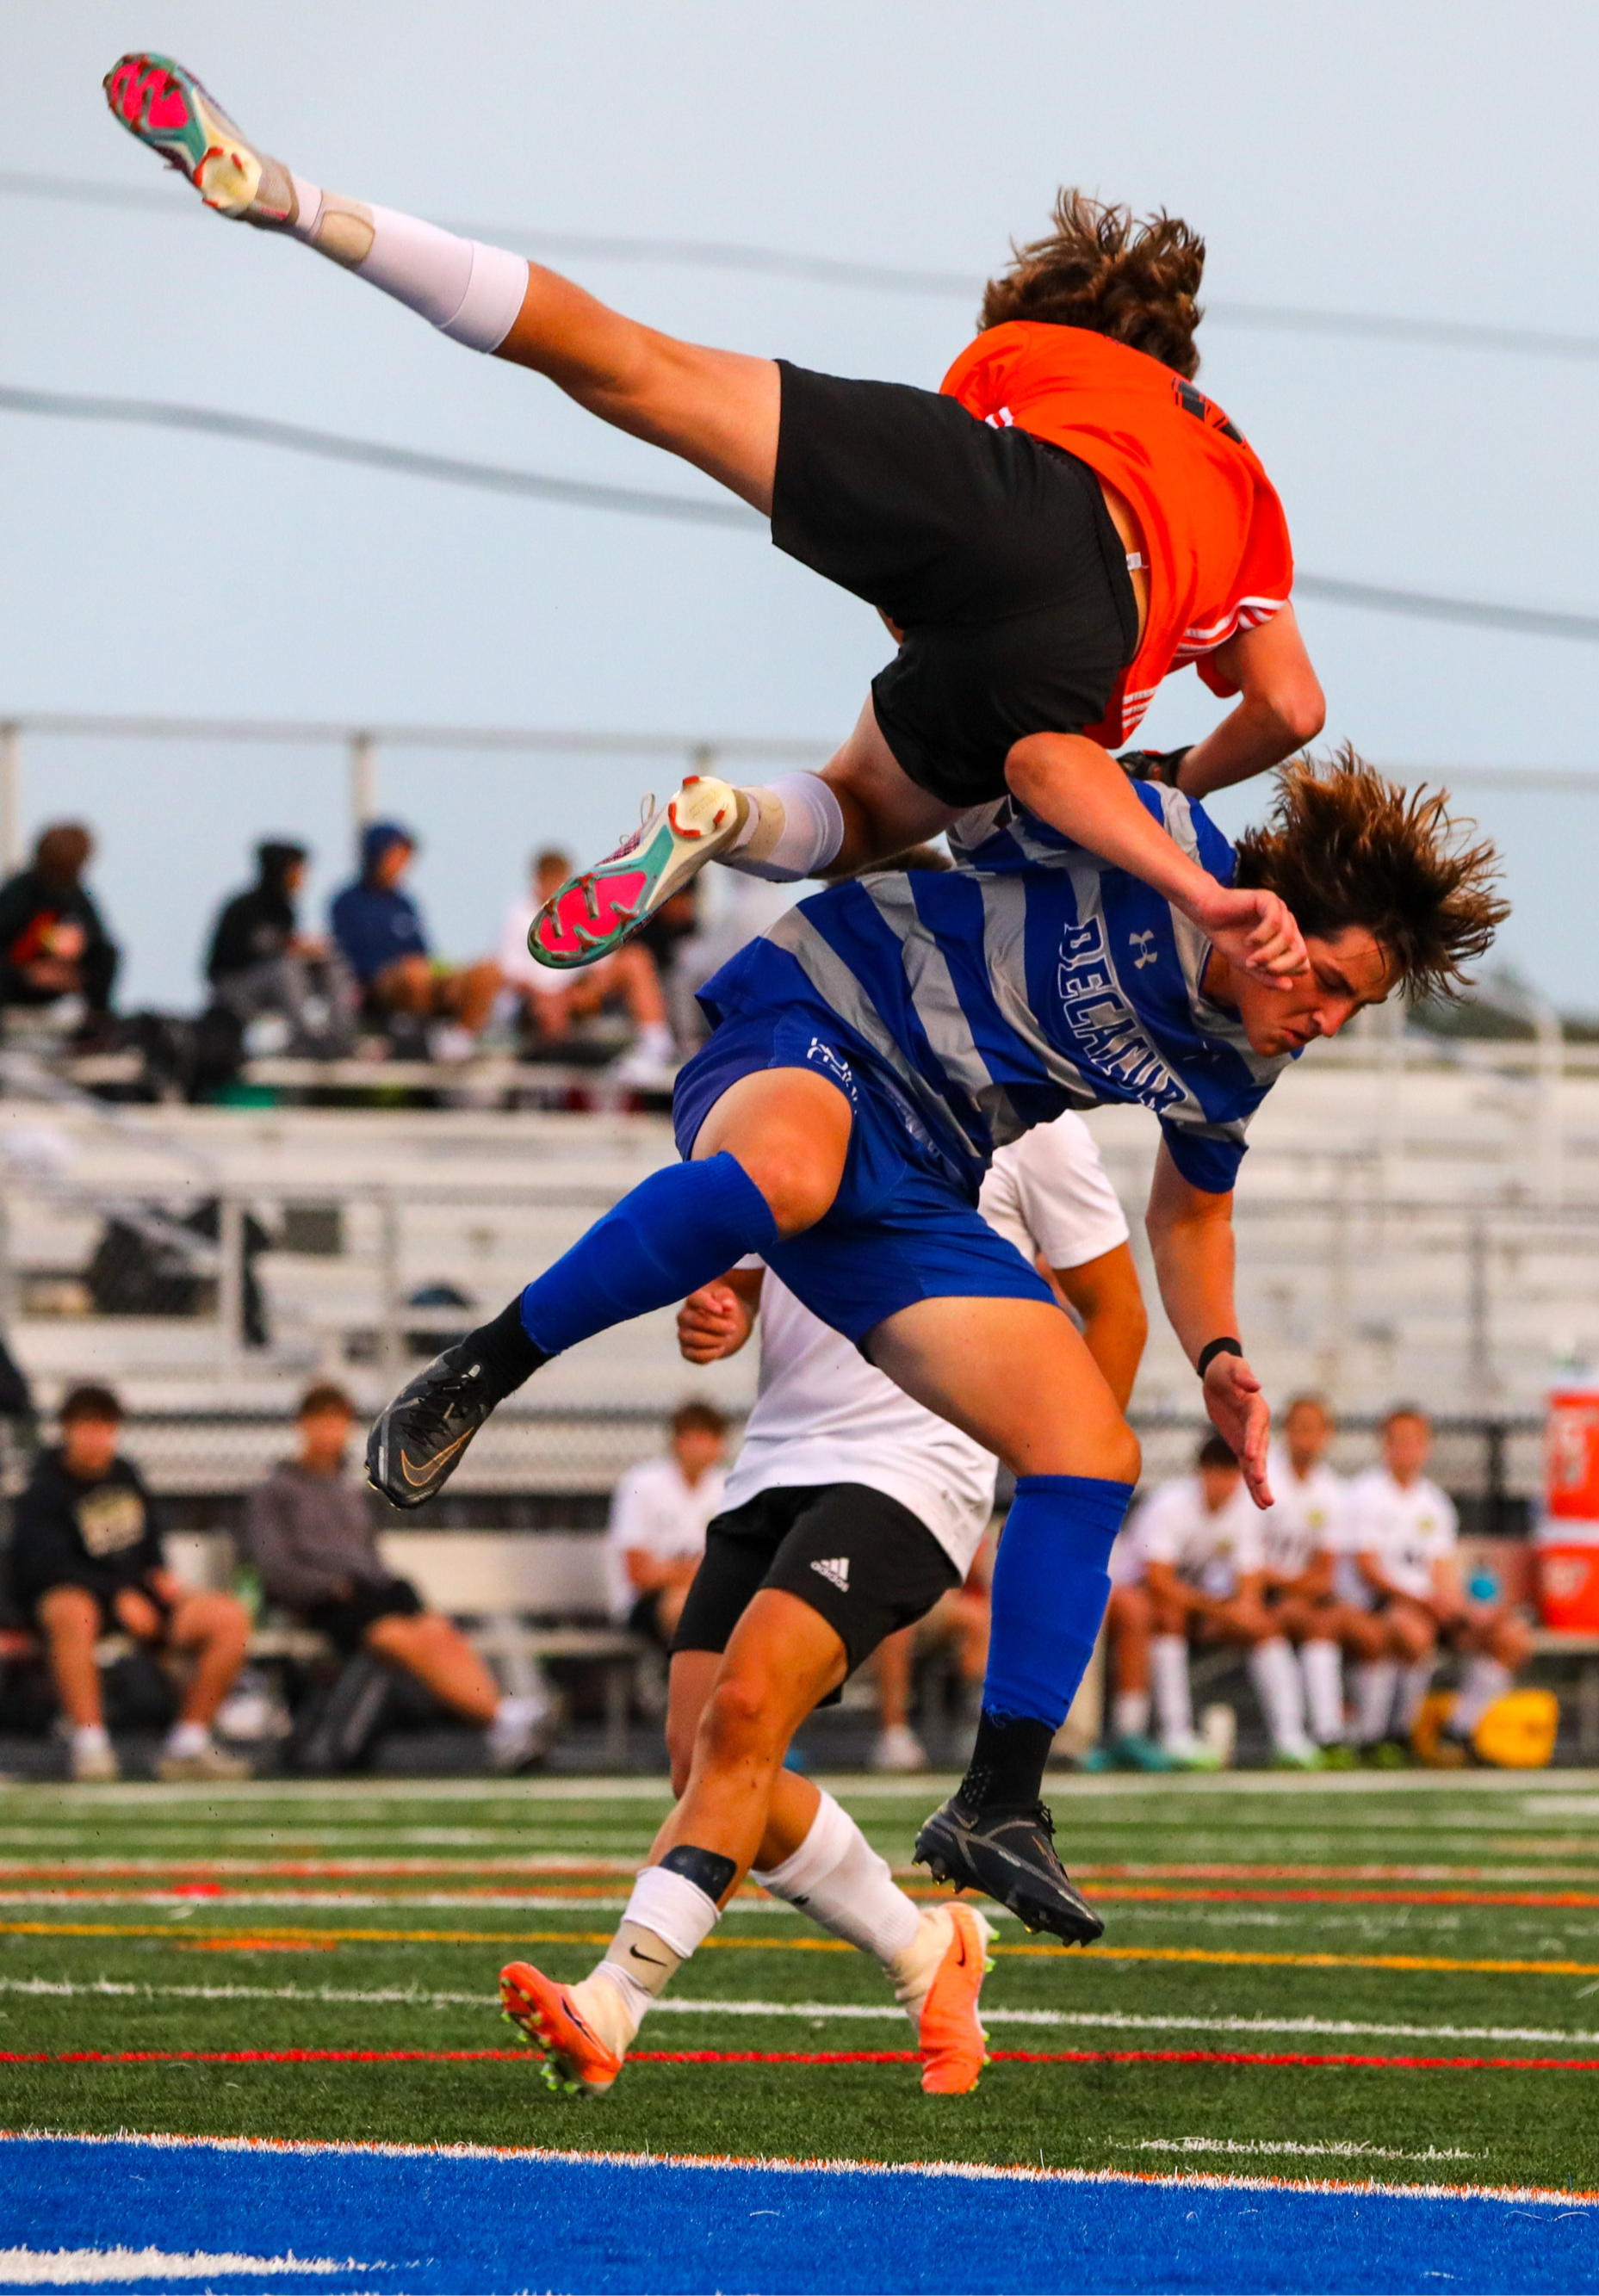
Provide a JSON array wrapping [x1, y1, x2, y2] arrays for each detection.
[[677, 1282, 752, 1364], [1187, 882, 1308, 987], [1203, 1352, 1273, 1507]]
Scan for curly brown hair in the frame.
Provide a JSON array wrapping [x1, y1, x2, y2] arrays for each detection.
[[1232, 750, 1509, 1004], [979, 190, 1205, 378]]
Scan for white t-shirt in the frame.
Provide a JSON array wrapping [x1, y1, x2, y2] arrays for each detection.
[[722, 1112, 1130, 1575], [1130, 1474, 1264, 1599], [605, 1453, 728, 1621], [1342, 1468, 1458, 1606], [1260, 1450, 1348, 1581]]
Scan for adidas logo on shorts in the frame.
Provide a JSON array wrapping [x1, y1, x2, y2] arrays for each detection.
[[809, 1556, 850, 1593]]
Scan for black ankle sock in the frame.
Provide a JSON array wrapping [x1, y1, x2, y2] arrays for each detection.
[[464, 1297, 547, 1396], [959, 1711, 1055, 1810]]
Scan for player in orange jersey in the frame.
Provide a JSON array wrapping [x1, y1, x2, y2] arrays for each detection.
[[107, 57, 1318, 989]]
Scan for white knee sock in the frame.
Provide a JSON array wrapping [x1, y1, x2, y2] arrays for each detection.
[[1112, 1689, 1150, 1741], [1451, 1655, 1511, 1736], [1248, 1636, 1311, 1754], [727, 775, 845, 882], [571, 1862, 723, 2058], [1300, 1639, 1346, 1745], [1150, 1635, 1194, 1748], [1396, 1659, 1436, 1736], [286, 181, 528, 352], [753, 1789, 920, 1964], [1354, 1659, 1398, 1743]]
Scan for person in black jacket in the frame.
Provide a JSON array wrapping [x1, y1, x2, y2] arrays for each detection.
[[9, 1383, 251, 1781], [0, 824, 119, 1016], [203, 840, 352, 1055]]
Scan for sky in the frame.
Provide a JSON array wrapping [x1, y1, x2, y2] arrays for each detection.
[[3, 0, 1599, 1009]]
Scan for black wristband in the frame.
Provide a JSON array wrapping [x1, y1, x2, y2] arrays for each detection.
[[1197, 1336, 1243, 1379], [1116, 746, 1192, 789]]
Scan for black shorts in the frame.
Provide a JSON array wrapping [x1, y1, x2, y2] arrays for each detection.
[[672, 1482, 959, 1679], [772, 362, 1139, 807], [626, 1589, 673, 1649], [303, 1575, 424, 1655]]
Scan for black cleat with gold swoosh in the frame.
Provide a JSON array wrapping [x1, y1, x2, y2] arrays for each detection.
[[914, 1795, 1104, 1946], [367, 1307, 548, 1510]]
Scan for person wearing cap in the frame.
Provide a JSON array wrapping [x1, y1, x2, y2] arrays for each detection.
[[9, 1383, 251, 1781], [328, 821, 499, 1059], [0, 822, 120, 1019]]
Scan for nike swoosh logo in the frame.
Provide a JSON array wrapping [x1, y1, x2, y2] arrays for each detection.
[[398, 1428, 471, 1484], [628, 1945, 667, 1968]]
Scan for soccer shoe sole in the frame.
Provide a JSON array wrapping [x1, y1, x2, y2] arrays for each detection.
[[914, 1804, 1104, 1948], [917, 1903, 995, 2095], [499, 1961, 622, 2097], [104, 53, 280, 220], [529, 777, 745, 969]]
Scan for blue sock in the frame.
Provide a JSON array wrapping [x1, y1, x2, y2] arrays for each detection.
[[518, 1152, 779, 1357], [982, 1473, 1133, 1731]]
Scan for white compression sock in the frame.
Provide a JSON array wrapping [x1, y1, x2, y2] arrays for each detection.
[[1112, 1689, 1151, 1741], [1300, 1639, 1347, 1745], [1354, 1659, 1398, 1743], [753, 1789, 920, 1965], [1451, 1655, 1511, 1736], [1150, 1636, 1194, 1748], [727, 775, 845, 882], [287, 182, 528, 352], [569, 1861, 724, 2058], [1396, 1659, 1436, 1736], [1248, 1637, 1311, 1754]]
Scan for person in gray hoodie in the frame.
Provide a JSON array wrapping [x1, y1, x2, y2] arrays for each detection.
[[245, 1382, 549, 1769]]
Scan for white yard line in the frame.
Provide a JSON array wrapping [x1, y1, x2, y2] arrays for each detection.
[[1125, 2139, 1478, 2162]]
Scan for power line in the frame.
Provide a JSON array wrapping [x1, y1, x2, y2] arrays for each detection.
[[6, 168, 1599, 365], [4, 380, 1596, 647]]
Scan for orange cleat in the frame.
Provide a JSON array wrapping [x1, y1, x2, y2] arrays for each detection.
[[916, 1902, 995, 2095], [499, 1960, 624, 2097]]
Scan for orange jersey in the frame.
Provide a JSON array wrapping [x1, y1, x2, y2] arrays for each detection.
[[940, 323, 1293, 746]]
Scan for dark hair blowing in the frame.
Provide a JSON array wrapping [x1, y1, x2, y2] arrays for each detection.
[[1232, 750, 1509, 1004], [980, 190, 1205, 379]]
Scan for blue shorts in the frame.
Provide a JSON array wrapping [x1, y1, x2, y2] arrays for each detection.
[[672, 1006, 1053, 1344]]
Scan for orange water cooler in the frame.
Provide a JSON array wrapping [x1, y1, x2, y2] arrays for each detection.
[[1537, 1386, 1599, 1629]]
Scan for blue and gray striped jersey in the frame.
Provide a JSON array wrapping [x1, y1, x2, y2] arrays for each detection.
[[699, 781, 1291, 1198]]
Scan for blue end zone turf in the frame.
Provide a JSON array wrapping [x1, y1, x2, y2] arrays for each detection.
[[1, 2134, 1595, 2293]]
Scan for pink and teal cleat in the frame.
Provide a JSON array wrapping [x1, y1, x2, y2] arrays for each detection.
[[530, 776, 749, 970], [103, 53, 294, 225]]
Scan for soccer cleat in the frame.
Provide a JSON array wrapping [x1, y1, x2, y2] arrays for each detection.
[[157, 1742, 251, 1782], [367, 1335, 544, 1511], [1363, 1736, 1411, 1770], [529, 778, 749, 970], [103, 54, 297, 226], [1316, 1742, 1360, 1771], [915, 1903, 995, 2095], [499, 1960, 623, 2096], [914, 1796, 1104, 1947], [69, 1736, 120, 1784], [871, 1723, 931, 1774], [1269, 1743, 1323, 1772]]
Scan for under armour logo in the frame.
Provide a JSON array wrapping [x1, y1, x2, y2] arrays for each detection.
[[809, 1556, 850, 1592], [1129, 930, 1158, 969]]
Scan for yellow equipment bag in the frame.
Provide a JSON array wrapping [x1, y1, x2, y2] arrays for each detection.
[[1412, 1687, 1559, 1769]]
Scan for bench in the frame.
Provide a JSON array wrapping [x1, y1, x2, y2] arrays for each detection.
[[1528, 1630, 1599, 1757]]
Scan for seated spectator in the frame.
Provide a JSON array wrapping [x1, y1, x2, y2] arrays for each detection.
[[329, 822, 499, 1059], [499, 848, 674, 1080], [1343, 1405, 1532, 1767], [606, 1402, 728, 1646], [8, 1383, 250, 1781], [871, 1532, 992, 1773], [1134, 1434, 1320, 1770], [205, 839, 352, 1054], [243, 1383, 551, 1770], [1087, 1534, 1167, 1771], [0, 823, 119, 1030]]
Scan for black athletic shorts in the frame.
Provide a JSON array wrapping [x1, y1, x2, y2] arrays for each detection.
[[303, 1575, 424, 1655], [772, 362, 1140, 807], [672, 1482, 959, 1680]]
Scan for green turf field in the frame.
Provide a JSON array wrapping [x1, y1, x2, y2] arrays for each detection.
[[3, 1771, 1596, 2194]]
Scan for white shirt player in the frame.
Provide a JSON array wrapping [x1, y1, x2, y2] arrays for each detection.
[[722, 1111, 1131, 1577], [1259, 1447, 1348, 1582], [1342, 1469, 1458, 1606], [605, 1454, 728, 1622], [1129, 1474, 1265, 1600]]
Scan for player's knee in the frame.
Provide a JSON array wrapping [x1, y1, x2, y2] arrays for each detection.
[[728, 1144, 834, 1238], [698, 1670, 783, 1767]]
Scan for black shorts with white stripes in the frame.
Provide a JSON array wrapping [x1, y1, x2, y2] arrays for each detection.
[[672, 1482, 959, 1680]]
